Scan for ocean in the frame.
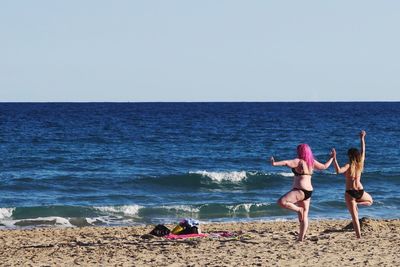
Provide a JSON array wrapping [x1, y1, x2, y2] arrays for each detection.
[[0, 102, 399, 228]]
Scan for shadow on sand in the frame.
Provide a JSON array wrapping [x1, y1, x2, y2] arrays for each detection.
[[322, 217, 370, 234]]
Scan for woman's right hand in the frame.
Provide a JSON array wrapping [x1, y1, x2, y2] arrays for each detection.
[[360, 130, 366, 139], [330, 148, 336, 159]]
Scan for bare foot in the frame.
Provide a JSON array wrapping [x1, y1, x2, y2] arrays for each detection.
[[297, 207, 305, 222]]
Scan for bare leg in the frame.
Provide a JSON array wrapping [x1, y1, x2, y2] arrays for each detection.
[[277, 190, 308, 241], [297, 199, 310, 241], [277, 190, 305, 221], [345, 193, 361, 238], [356, 191, 373, 206]]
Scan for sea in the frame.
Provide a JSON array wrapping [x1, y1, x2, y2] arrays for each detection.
[[0, 102, 399, 228]]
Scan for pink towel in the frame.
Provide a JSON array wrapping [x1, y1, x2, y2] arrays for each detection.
[[164, 233, 208, 239]]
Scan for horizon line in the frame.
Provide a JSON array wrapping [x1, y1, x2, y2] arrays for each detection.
[[0, 100, 399, 104]]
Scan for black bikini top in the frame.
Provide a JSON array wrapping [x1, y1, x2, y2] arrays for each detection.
[[292, 168, 312, 176]]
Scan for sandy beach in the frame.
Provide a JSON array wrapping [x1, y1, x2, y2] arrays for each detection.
[[0, 218, 399, 266]]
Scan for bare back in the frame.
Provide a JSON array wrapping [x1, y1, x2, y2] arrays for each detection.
[[344, 164, 363, 190], [292, 159, 313, 191]]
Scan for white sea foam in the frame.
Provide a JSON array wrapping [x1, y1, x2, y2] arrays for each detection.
[[228, 203, 271, 214], [86, 217, 104, 225], [6, 216, 74, 228], [233, 203, 252, 213], [277, 172, 294, 177], [254, 171, 293, 177], [94, 205, 142, 216], [51, 216, 73, 227], [85, 216, 138, 226], [0, 208, 15, 219], [162, 205, 200, 213], [192, 170, 248, 182], [0, 220, 17, 228]]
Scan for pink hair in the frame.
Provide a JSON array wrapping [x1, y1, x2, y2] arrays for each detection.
[[297, 144, 314, 169]]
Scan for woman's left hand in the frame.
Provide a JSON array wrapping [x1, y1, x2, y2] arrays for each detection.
[[330, 148, 336, 158]]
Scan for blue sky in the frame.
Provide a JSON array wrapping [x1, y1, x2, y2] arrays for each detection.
[[1, 1, 399, 102]]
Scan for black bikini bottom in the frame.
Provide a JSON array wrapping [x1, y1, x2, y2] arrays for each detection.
[[292, 188, 313, 200], [346, 189, 364, 199]]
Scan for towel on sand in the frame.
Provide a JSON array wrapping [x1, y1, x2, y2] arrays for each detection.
[[164, 233, 208, 240]]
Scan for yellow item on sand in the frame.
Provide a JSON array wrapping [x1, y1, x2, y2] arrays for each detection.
[[171, 225, 184, 234]]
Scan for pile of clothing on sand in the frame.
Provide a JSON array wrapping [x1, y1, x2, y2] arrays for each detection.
[[149, 218, 205, 239], [147, 218, 238, 240]]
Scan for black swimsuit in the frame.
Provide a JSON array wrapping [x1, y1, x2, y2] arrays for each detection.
[[292, 188, 313, 200], [292, 168, 304, 176], [346, 189, 364, 199], [291, 168, 313, 200]]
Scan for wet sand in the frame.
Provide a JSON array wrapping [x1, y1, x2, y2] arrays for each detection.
[[0, 218, 399, 266]]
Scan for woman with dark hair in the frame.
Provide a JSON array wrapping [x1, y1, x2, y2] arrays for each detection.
[[332, 130, 373, 238], [271, 144, 334, 241]]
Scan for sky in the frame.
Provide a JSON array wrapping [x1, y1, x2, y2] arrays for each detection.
[[1, 1, 399, 102]]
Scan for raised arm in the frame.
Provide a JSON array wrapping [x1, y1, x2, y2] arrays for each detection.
[[332, 148, 349, 174], [270, 157, 299, 168], [313, 149, 335, 170], [313, 158, 333, 170], [360, 130, 366, 162]]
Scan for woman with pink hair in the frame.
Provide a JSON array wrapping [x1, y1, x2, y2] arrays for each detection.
[[271, 144, 334, 241]]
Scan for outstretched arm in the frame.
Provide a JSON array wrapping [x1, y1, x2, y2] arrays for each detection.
[[332, 148, 349, 174], [313, 149, 335, 170], [360, 130, 366, 162], [270, 157, 298, 168]]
